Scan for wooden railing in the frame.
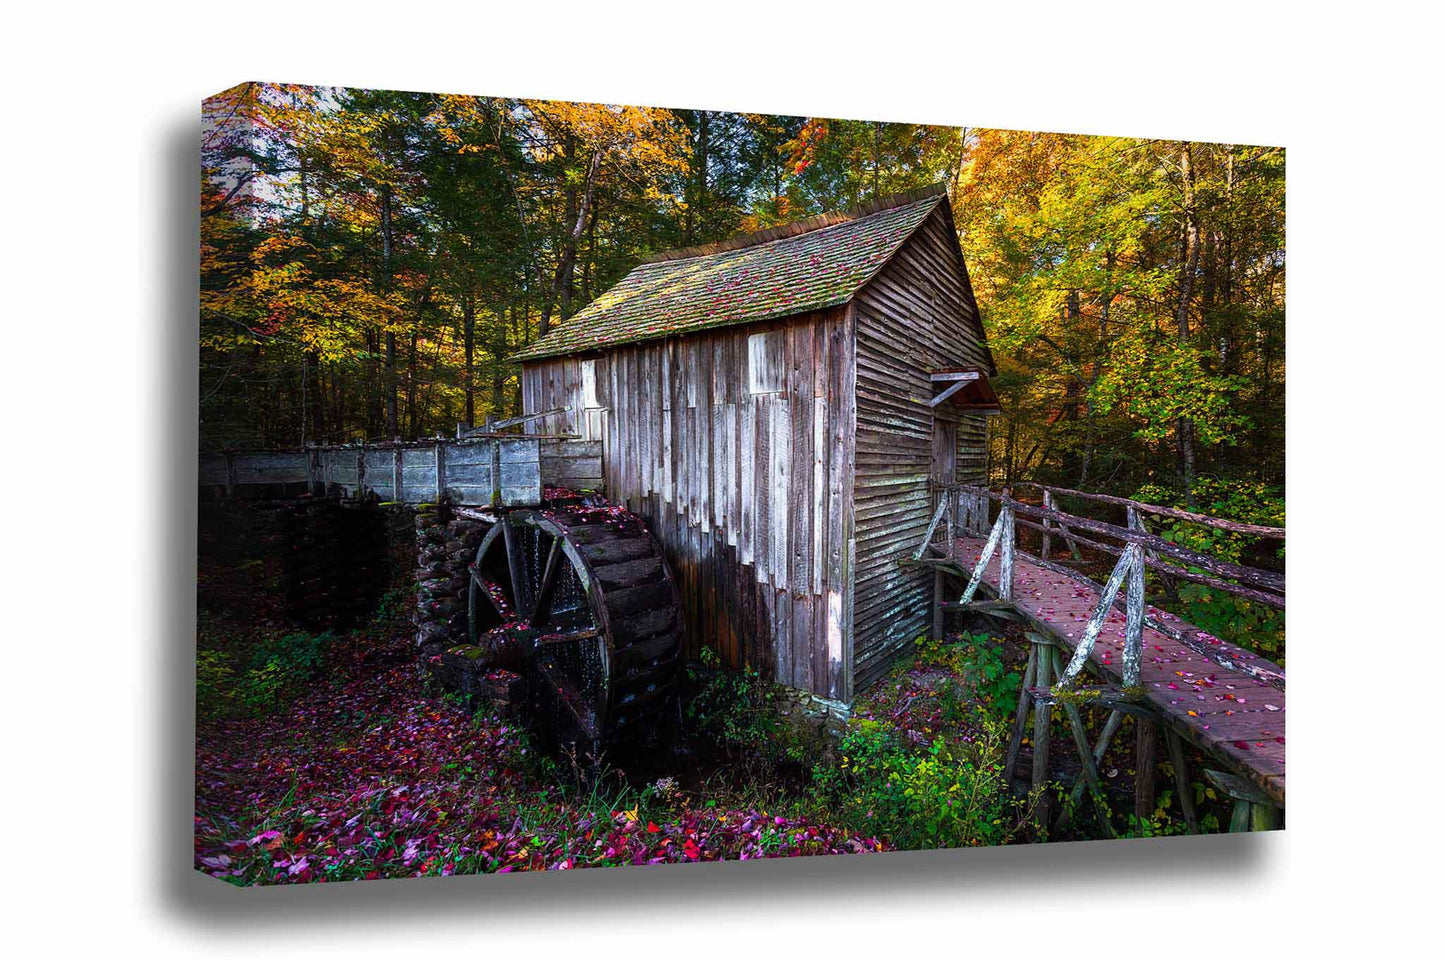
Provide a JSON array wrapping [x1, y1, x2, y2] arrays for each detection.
[[915, 482, 1285, 689]]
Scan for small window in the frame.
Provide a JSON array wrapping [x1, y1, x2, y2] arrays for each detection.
[[748, 331, 785, 395]]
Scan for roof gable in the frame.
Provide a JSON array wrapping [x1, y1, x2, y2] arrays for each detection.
[[515, 188, 948, 361]]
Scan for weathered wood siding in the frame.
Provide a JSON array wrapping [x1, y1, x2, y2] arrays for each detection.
[[850, 206, 991, 692], [522, 306, 854, 700]]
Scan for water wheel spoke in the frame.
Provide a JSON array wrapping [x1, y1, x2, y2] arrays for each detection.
[[501, 519, 532, 620], [535, 627, 600, 646], [533, 655, 600, 740], [470, 566, 514, 620], [530, 536, 564, 627]]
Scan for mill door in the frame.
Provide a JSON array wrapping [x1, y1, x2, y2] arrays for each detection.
[[931, 418, 957, 489]]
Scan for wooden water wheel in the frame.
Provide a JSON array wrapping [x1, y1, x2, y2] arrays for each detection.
[[467, 497, 683, 758]]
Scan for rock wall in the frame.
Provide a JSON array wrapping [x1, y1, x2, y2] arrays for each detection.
[[412, 506, 490, 657], [777, 689, 852, 757]]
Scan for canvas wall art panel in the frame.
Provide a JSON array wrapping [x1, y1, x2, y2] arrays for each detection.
[[196, 82, 1285, 886]]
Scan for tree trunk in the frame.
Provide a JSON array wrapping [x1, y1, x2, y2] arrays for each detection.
[[1080, 252, 1115, 487], [1004, 418, 1017, 485], [366, 328, 381, 438], [381, 187, 398, 437], [406, 313, 420, 438], [491, 308, 508, 423], [1174, 145, 1200, 503], [542, 147, 602, 334], [581, 195, 599, 304], [304, 348, 323, 445], [462, 292, 475, 427], [871, 121, 882, 198], [1062, 290, 1084, 484], [684, 112, 710, 245], [332, 363, 345, 442]]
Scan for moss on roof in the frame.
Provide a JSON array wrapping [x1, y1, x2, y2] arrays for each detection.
[[514, 190, 947, 361]]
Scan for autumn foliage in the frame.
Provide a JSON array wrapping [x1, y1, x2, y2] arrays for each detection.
[[202, 83, 1284, 505]]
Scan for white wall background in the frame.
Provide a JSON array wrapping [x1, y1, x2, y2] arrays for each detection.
[[2, 1, 1439, 955]]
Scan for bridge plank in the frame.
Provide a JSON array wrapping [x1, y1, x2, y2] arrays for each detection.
[[947, 535, 1285, 806]]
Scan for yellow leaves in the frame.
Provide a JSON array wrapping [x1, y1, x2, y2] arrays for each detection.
[[524, 99, 692, 179]]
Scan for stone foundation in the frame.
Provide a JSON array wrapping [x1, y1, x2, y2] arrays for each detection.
[[430, 644, 522, 714], [777, 688, 852, 757], [412, 506, 490, 657]]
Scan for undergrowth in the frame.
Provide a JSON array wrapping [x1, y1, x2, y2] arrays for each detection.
[[196, 630, 337, 718]]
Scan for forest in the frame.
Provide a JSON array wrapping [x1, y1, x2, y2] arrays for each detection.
[[201, 83, 1285, 512]]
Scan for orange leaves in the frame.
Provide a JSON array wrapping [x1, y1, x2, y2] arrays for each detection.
[[788, 118, 829, 175]]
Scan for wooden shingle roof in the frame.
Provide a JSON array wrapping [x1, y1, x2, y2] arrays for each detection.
[[514, 187, 949, 361]]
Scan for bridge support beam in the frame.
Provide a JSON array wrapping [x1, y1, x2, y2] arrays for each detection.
[[1207, 769, 1283, 833], [1029, 633, 1053, 838], [1135, 716, 1158, 822]]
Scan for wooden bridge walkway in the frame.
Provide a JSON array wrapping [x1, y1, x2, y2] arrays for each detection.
[[914, 482, 1285, 828], [939, 536, 1284, 804]]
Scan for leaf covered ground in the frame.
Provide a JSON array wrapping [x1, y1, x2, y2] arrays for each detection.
[[194, 624, 888, 885]]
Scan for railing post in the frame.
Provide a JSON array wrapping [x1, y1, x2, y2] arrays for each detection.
[[1042, 489, 1053, 560], [1128, 503, 1178, 600], [1031, 634, 1053, 835], [959, 502, 1009, 605], [434, 441, 446, 504], [945, 486, 957, 559], [1123, 537, 1145, 688], [1000, 500, 1015, 601], [1056, 541, 1142, 688]]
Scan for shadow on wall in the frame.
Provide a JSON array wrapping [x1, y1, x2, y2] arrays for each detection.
[[151, 106, 1274, 929]]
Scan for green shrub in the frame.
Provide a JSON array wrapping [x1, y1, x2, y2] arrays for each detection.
[[911, 633, 1021, 720], [248, 631, 331, 678], [236, 661, 288, 716], [1133, 478, 1284, 565], [1176, 583, 1285, 663], [373, 586, 408, 624], [684, 648, 814, 774], [196, 650, 235, 717], [811, 713, 1029, 849], [196, 631, 334, 718], [1133, 480, 1285, 661], [957, 634, 1022, 715]]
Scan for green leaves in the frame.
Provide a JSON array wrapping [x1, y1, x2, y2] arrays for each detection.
[[1094, 335, 1252, 446], [953, 132, 1285, 491]]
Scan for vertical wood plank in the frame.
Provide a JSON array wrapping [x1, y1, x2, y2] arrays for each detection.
[[740, 389, 755, 566], [770, 394, 791, 590], [840, 304, 858, 700], [434, 442, 445, 503], [699, 336, 712, 533], [754, 393, 770, 583], [789, 320, 813, 601]]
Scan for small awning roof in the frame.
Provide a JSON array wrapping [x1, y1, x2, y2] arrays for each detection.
[[928, 367, 1002, 414]]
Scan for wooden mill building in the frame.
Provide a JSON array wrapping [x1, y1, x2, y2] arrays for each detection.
[[514, 185, 999, 702]]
